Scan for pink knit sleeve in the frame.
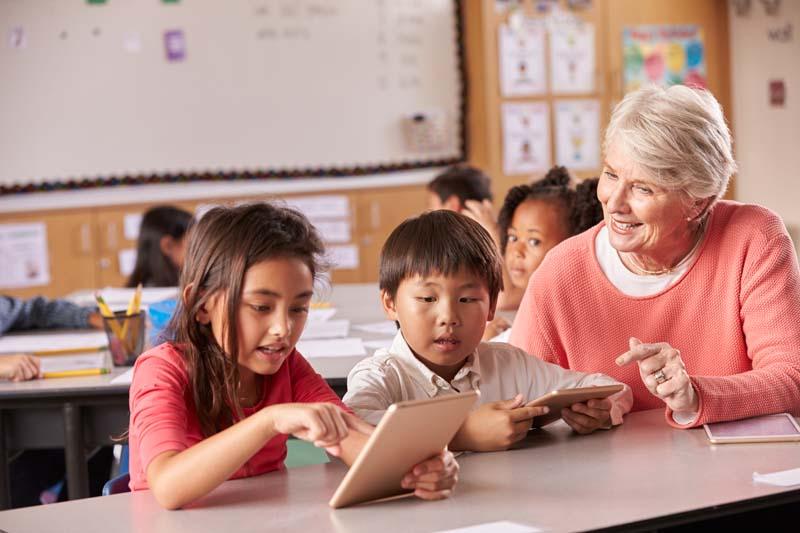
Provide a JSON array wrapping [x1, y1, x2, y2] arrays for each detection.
[[670, 230, 800, 427]]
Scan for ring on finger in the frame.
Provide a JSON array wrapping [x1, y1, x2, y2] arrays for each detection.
[[653, 369, 668, 384]]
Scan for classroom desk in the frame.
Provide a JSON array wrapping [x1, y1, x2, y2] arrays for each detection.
[[1, 409, 798, 532], [0, 369, 130, 509]]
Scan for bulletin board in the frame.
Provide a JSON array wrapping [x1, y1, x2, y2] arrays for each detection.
[[0, 0, 465, 194]]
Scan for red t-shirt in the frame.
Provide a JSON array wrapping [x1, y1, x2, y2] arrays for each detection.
[[128, 342, 347, 491]]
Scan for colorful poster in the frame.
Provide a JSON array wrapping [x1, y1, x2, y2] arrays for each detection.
[[499, 20, 547, 97], [554, 99, 599, 171], [164, 29, 186, 62], [549, 21, 595, 94], [502, 102, 550, 175], [623, 25, 706, 93], [0, 223, 51, 289]]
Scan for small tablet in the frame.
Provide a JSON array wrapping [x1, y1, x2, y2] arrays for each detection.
[[328, 391, 479, 509], [704, 413, 800, 444], [526, 384, 625, 428]]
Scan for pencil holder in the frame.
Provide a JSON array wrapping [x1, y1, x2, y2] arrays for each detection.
[[103, 311, 146, 366]]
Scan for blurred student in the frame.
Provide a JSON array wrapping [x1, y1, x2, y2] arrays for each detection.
[[426, 165, 493, 212], [126, 206, 193, 288]]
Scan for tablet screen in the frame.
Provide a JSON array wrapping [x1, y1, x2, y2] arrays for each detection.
[[706, 414, 800, 438]]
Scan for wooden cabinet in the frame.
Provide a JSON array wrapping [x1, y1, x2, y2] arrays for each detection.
[[0, 209, 98, 299], [0, 187, 427, 298]]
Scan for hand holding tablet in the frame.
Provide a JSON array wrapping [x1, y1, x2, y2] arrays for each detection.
[[525, 384, 625, 429]]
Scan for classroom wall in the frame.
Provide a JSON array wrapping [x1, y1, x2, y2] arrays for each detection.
[[728, 1, 800, 243]]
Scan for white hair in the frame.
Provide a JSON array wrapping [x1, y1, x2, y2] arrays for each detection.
[[603, 85, 737, 203]]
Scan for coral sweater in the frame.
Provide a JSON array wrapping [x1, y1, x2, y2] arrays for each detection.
[[510, 201, 800, 427]]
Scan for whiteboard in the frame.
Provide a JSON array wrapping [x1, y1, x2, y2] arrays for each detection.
[[0, 0, 464, 190]]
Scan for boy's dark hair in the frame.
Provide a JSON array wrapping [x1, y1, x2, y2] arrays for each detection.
[[379, 210, 503, 305], [127, 206, 193, 288], [497, 166, 603, 253], [427, 165, 493, 207], [169, 202, 326, 437]]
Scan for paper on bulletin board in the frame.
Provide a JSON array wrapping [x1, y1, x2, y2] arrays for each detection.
[[499, 20, 547, 97], [502, 102, 551, 175], [118, 248, 137, 277], [326, 244, 359, 270], [313, 220, 351, 244], [622, 25, 706, 93], [0, 222, 51, 289], [549, 20, 595, 94], [284, 195, 350, 220], [554, 99, 600, 170], [123, 213, 142, 240]]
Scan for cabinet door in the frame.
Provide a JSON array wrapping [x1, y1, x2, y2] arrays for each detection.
[[356, 186, 428, 283], [0, 209, 98, 299]]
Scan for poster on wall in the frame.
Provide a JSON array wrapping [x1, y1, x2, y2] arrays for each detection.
[[0, 222, 51, 289], [502, 102, 551, 175], [622, 25, 706, 93], [549, 21, 595, 94], [499, 20, 547, 97], [554, 99, 599, 171]]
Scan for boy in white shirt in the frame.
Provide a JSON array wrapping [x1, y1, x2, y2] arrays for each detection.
[[344, 210, 632, 452]]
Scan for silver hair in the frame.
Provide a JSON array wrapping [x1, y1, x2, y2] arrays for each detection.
[[603, 85, 737, 203]]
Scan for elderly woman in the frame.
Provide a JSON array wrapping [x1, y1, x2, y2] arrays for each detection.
[[510, 85, 800, 431]]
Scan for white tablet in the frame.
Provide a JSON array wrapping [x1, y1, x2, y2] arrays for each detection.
[[704, 413, 800, 444], [329, 391, 479, 509]]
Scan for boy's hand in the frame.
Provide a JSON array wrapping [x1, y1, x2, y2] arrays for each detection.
[[451, 394, 549, 452], [400, 449, 459, 500], [561, 398, 614, 434], [0, 354, 41, 382]]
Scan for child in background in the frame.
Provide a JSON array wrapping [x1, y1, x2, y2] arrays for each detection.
[[0, 295, 107, 508], [128, 203, 458, 509], [0, 295, 103, 381], [426, 164, 493, 212], [344, 210, 631, 452], [126, 205, 193, 288], [464, 167, 604, 340]]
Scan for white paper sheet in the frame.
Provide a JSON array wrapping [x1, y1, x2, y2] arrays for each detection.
[[435, 521, 542, 533], [111, 367, 134, 385], [326, 244, 359, 270], [314, 219, 351, 244], [753, 467, 800, 487], [549, 20, 595, 94], [296, 337, 366, 358], [502, 102, 551, 175], [0, 222, 51, 289], [39, 353, 108, 373], [118, 248, 137, 277], [353, 321, 398, 336], [123, 213, 143, 241], [499, 20, 547, 97], [0, 332, 109, 354], [308, 308, 337, 322], [283, 195, 350, 220], [554, 99, 600, 170], [300, 319, 350, 340]]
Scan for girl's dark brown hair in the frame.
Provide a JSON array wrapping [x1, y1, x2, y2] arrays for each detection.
[[497, 166, 603, 253], [169, 202, 325, 437]]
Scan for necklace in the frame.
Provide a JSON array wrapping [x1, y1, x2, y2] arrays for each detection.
[[619, 217, 708, 276]]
